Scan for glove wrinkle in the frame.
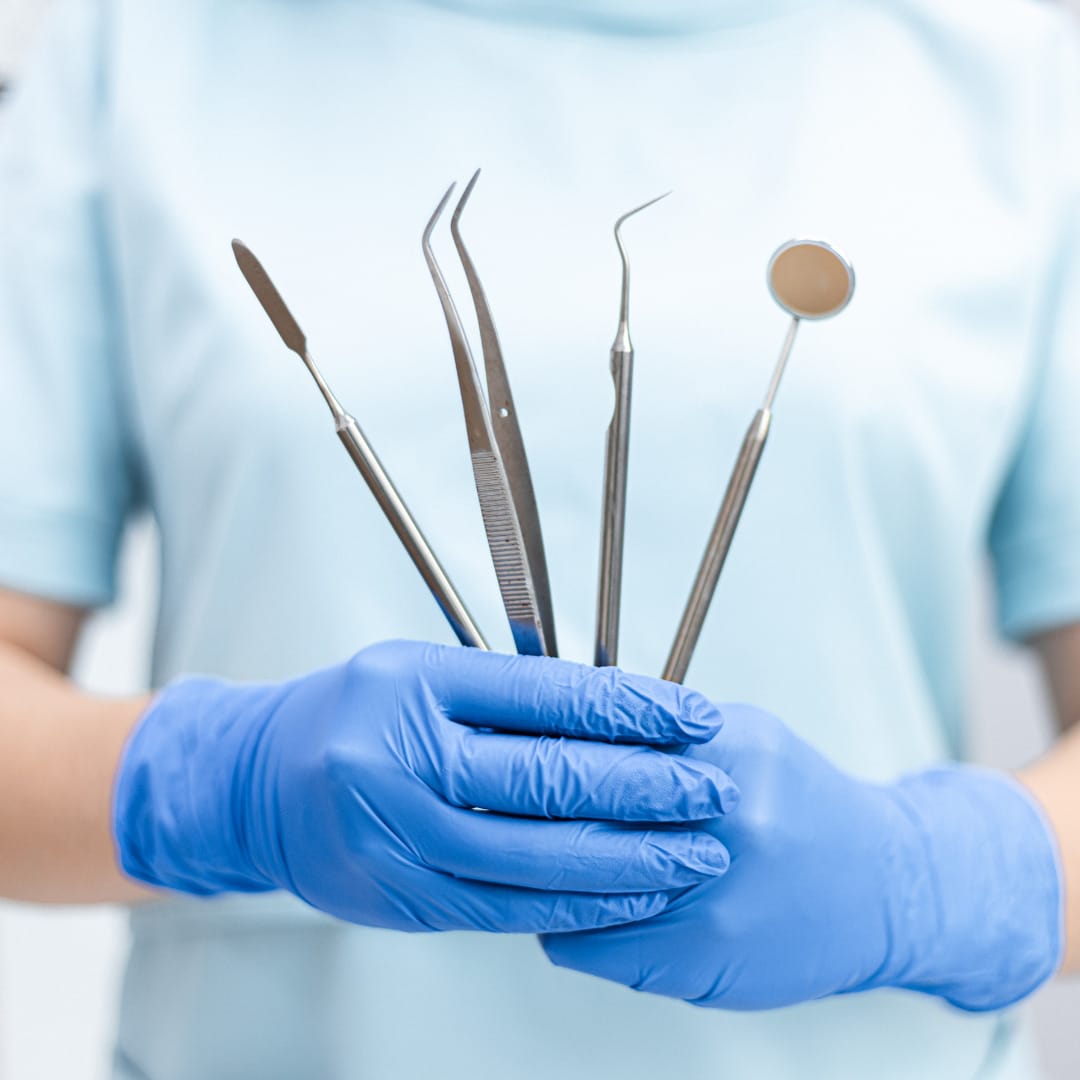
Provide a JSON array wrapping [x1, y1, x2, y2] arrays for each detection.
[[542, 705, 1063, 1013], [114, 642, 737, 935]]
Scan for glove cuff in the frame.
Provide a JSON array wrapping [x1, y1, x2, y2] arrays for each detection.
[[879, 764, 1063, 1011], [112, 676, 287, 896]]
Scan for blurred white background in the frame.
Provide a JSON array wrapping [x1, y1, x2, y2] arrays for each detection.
[[1, 1, 1079, 1077], [0, 0, 43, 79]]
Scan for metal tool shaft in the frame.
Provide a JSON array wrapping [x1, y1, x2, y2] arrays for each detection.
[[595, 346, 633, 667], [231, 239, 488, 651], [662, 409, 771, 684], [335, 416, 489, 650], [662, 239, 855, 684], [594, 192, 669, 668]]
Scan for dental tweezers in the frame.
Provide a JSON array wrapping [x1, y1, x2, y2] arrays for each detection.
[[422, 172, 557, 657]]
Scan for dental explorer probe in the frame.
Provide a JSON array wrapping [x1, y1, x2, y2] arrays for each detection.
[[232, 239, 489, 651], [594, 192, 670, 668], [662, 239, 855, 684]]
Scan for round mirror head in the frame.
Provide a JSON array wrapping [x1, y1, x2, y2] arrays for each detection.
[[767, 239, 855, 321]]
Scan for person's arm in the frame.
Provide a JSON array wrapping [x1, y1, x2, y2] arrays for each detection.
[[1018, 622, 1080, 971], [0, 5, 152, 906], [0, 586, 151, 902]]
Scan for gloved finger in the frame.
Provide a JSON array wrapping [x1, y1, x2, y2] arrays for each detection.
[[422, 643, 722, 745], [443, 728, 739, 821], [426, 878, 673, 934], [416, 803, 731, 892]]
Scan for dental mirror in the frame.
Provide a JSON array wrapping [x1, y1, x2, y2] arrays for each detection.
[[761, 239, 855, 410], [662, 238, 855, 685], [768, 239, 855, 320]]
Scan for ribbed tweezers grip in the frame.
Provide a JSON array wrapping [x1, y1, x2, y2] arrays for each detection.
[[471, 450, 543, 649]]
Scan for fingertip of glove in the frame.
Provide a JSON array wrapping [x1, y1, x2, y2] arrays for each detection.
[[607, 675, 723, 745], [712, 775, 741, 815], [679, 832, 731, 876], [672, 760, 740, 818], [676, 691, 724, 744]]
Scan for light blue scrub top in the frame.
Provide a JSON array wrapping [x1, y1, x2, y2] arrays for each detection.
[[2, 0, 1080, 1077]]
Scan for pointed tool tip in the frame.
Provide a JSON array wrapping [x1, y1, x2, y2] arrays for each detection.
[[614, 190, 672, 235], [424, 182, 459, 247], [463, 167, 482, 201], [452, 169, 483, 229], [439, 181, 458, 210]]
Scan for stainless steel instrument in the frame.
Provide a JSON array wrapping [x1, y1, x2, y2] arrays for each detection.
[[662, 239, 855, 684], [232, 239, 489, 651], [422, 173, 556, 657], [594, 193, 669, 669]]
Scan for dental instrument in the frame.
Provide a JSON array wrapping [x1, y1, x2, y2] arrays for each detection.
[[662, 239, 855, 684], [450, 170, 558, 657], [232, 239, 489, 651], [423, 173, 555, 657], [594, 193, 670, 668]]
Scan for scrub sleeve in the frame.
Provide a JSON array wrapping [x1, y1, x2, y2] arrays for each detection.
[[988, 26, 1080, 641], [0, 0, 138, 609], [989, 211, 1080, 638]]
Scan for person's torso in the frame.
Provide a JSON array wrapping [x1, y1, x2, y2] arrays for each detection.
[[101, 0, 1067, 1075]]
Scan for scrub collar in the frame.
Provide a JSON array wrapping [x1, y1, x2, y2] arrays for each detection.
[[411, 0, 817, 35]]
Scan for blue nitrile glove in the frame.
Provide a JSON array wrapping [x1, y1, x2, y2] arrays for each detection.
[[543, 704, 1063, 1011], [114, 641, 740, 933]]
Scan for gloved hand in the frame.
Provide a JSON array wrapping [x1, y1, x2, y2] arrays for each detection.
[[543, 704, 1063, 1011], [114, 641, 740, 933]]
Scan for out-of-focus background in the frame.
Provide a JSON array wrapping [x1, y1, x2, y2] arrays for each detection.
[[1, 1, 1079, 1077]]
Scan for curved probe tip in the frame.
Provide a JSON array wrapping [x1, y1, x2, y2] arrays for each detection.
[[614, 190, 672, 240], [613, 190, 671, 333]]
